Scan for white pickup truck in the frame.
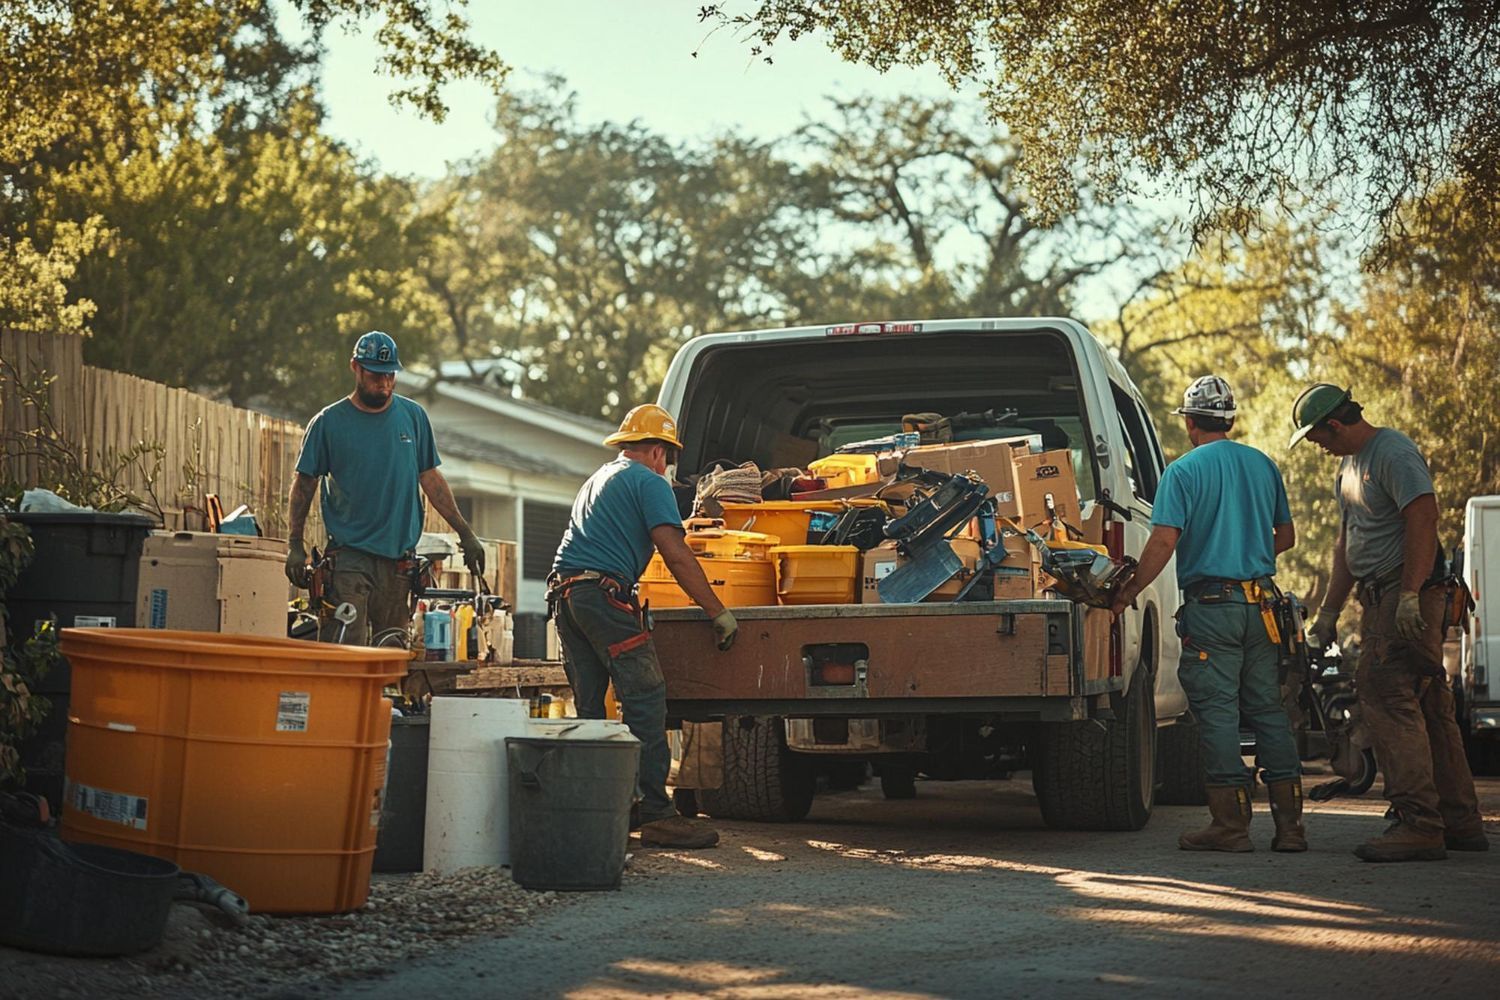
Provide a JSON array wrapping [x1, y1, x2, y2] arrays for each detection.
[[652, 317, 1201, 829], [1461, 495, 1500, 770]]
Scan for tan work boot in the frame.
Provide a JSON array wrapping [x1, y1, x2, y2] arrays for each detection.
[[1267, 779, 1308, 852], [639, 815, 719, 849], [1354, 821, 1446, 862], [1444, 828, 1490, 852], [1179, 785, 1253, 852]]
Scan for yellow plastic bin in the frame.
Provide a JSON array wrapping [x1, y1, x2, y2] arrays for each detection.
[[771, 545, 861, 605], [808, 453, 883, 489], [57, 629, 407, 914], [718, 500, 889, 546], [638, 525, 779, 608]]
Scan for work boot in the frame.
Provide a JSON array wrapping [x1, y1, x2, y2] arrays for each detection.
[[1179, 785, 1253, 852], [1353, 821, 1446, 862], [639, 815, 719, 849], [1267, 779, 1308, 853], [1444, 828, 1490, 852]]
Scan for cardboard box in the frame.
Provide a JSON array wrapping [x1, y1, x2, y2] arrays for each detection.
[[905, 439, 1031, 516], [136, 531, 288, 636], [1013, 448, 1082, 531]]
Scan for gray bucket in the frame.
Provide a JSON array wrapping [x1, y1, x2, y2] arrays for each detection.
[[505, 736, 640, 891]]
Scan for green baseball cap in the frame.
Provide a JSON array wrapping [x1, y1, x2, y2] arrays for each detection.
[[1288, 383, 1353, 448]]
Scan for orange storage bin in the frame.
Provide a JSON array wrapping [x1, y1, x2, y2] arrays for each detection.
[[638, 524, 778, 608], [771, 545, 860, 605], [57, 629, 406, 914]]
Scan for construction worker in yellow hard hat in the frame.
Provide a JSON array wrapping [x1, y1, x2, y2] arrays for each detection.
[[546, 403, 735, 850], [1291, 383, 1486, 861]]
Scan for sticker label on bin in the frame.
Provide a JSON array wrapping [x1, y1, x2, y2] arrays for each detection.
[[67, 779, 148, 830], [72, 615, 116, 628], [276, 691, 311, 732]]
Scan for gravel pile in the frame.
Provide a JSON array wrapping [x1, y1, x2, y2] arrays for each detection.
[[3, 867, 573, 1000]]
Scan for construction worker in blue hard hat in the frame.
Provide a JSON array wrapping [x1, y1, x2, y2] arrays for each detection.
[[1111, 375, 1305, 853], [285, 331, 486, 645], [1290, 383, 1486, 860], [548, 403, 737, 850]]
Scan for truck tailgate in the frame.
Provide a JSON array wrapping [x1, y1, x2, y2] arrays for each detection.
[[653, 601, 1084, 719]]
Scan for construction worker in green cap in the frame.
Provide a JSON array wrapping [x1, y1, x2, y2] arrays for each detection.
[[1290, 383, 1486, 861]]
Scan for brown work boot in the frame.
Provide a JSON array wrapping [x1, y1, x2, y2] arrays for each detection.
[[1267, 779, 1308, 853], [1354, 821, 1446, 862], [1179, 785, 1253, 852], [639, 815, 719, 849], [1444, 827, 1490, 852]]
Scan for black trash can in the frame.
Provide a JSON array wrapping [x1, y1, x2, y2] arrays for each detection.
[[2, 511, 155, 810], [373, 714, 431, 873]]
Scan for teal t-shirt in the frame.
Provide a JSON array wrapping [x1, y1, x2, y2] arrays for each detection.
[[553, 457, 683, 583], [1151, 439, 1292, 587], [295, 396, 438, 559]]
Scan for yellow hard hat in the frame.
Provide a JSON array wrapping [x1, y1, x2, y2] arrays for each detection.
[[604, 404, 683, 449]]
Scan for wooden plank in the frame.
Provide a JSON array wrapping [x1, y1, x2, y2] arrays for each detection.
[[454, 663, 570, 690]]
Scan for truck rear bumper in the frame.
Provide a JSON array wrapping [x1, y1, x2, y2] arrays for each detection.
[[653, 601, 1091, 721]]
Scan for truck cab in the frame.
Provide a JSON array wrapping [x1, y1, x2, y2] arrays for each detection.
[[1461, 494, 1500, 768], [652, 318, 1202, 829]]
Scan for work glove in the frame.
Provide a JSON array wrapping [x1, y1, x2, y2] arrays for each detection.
[[1395, 590, 1427, 641], [285, 537, 311, 589], [1306, 606, 1339, 653], [459, 529, 486, 579], [711, 609, 739, 652]]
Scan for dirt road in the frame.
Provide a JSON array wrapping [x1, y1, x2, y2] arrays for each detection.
[[330, 774, 1500, 999]]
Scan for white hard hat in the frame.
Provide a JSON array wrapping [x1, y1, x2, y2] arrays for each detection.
[[1175, 375, 1237, 420]]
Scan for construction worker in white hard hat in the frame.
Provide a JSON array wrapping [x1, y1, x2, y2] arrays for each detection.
[[286, 331, 486, 645], [1291, 383, 1486, 861], [1111, 375, 1306, 853], [548, 403, 737, 850]]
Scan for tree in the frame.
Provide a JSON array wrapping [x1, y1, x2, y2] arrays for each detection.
[[780, 95, 1153, 321], [702, 2, 1500, 249], [422, 82, 815, 420], [1, 1, 505, 339]]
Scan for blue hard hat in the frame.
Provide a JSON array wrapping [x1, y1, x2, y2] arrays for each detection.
[[352, 331, 402, 373]]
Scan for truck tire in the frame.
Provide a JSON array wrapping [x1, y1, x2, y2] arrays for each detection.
[[1155, 711, 1208, 806], [699, 716, 815, 822], [1032, 670, 1156, 831]]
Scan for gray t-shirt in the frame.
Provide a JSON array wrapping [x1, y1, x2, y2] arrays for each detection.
[[1337, 428, 1435, 579]]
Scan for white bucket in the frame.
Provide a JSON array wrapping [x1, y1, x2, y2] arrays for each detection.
[[423, 697, 532, 872]]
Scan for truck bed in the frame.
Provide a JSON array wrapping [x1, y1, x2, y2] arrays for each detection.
[[653, 600, 1107, 722]]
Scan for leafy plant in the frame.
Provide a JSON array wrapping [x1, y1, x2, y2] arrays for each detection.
[[0, 517, 58, 789]]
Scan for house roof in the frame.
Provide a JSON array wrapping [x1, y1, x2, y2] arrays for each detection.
[[434, 426, 579, 478], [401, 368, 616, 448]]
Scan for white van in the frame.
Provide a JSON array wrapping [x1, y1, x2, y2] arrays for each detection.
[[1461, 495, 1500, 762], [651, 318, 1199, 829]]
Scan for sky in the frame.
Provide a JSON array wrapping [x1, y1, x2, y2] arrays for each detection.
[[312, 2, 959, 178]]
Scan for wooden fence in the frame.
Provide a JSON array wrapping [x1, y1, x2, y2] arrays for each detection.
[[2, 329, 309, 535]]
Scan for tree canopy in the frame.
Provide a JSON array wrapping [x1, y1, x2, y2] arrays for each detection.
[[703, 2, 1500, 248]]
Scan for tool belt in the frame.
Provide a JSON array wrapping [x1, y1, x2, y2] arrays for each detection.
[[1180, 576, 1284, 647], [1182, 577, 1276, 604], [546, 570, 654, 659]]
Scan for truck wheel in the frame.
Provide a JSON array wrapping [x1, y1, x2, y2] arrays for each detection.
[[699, 716, 815, 822], [1155, 711, 1208, 806], [1032, 668, 1156, 831], [879, 765, 917, 800]]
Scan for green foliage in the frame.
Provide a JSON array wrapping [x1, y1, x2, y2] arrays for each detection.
[[2, 1, 504, 413], [0, 518, 58, 789], [705, 2, 1500, 250]]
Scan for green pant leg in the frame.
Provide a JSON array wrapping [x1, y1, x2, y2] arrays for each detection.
[[1236, 603, 1302, 783], [1176, 602, 1251, 788]]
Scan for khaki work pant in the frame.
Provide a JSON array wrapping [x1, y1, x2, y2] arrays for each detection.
[[318, 548, 413, 645], [1356, 582, 1482, 837]]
